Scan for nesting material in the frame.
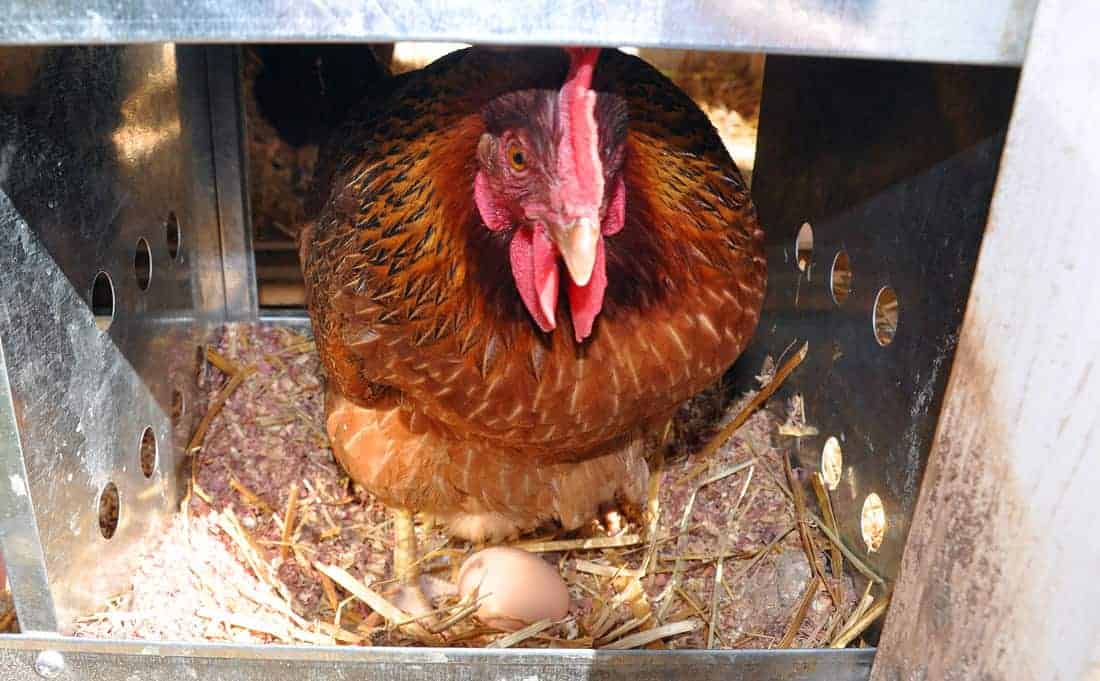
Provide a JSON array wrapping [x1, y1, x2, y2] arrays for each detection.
[[72, 323, 872, 649]]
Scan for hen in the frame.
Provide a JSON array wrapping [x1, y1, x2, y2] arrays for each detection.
[[301, 46, 766, 604]]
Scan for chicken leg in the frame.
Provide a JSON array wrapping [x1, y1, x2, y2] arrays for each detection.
[[388, 507, 435, 619], [393, 507, 417, 585]]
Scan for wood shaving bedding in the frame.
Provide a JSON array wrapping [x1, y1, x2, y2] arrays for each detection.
[[71, 323, 864, 649]]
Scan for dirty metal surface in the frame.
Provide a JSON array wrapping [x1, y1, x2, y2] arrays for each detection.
[[746, 57, 1018, 583], [0, 44, 229, 631], [871, 0, 1100, 678], [0, 635, 874, 681], [0, 0, 1035, 66]]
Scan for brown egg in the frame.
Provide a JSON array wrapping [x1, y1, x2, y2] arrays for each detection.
[[456, 547, 570, 631]]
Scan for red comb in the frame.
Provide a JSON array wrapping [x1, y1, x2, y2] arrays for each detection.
[[557, 47, 603, 215]]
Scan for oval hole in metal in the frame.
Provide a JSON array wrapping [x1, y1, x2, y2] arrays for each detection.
[[98, 482, 120, 539], [91, 271, 115, 332], [134, 237, 152, 291], [171, 388, 185, 429], [166, 211, 182, 261], [796, 221, 813, 272], [861, 492, 886, 553], [139, 426, 157, 478], [830, 250, 852, 305], [821, 436, 843, 490], [873, 286, 899, 346]]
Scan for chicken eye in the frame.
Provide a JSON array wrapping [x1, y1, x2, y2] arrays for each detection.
[[507, 144, 527, 172]]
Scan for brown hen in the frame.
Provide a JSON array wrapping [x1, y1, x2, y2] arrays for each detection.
[[300, 46, 766, 603]]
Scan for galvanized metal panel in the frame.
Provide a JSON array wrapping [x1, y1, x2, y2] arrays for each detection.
[[0, 0, 1035, 66], [870, 0, 1100, 678], [762, 136, 1008, 582], [0, 44, 226, 632], [0, 191, 177, 632], [747, 57, 1017, 584], [0, 636, 874, 681]]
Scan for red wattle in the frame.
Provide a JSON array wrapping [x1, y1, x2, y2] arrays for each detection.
[[533, 226, 558, 326], [509, 225, 559, 333], [567, 237, 607, 342]]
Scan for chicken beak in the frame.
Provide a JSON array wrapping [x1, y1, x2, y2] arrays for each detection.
[[547, 216, 599, 287]]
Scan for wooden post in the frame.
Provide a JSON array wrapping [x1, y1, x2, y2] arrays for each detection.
[[870, 0, 1100, 678]]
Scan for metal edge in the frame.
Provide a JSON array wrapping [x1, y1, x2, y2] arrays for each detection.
[[258, 309, 310, 326], [0, 339, 57, 634], [207, 45, 259, 321], [0, 635, 875, 681], [0, 1, 1036, 66]]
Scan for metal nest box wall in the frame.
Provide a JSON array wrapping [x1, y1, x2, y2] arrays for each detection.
[[1, 0, 1098, 679], [0, 45, 232, 634]]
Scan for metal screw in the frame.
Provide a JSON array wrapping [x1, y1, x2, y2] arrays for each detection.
[[33, 650, 65, 679]]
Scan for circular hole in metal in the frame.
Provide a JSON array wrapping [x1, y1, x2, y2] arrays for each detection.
[[166, 211, 182, 261], [830, 250, 852, 305], [98, 482, 120, 539], [795, 221, 813, 272], [861, 492, 886, 553], [91, 271, 115, 331], [171, 388, 185, 429], [139, 426, 157, 478], [134, 237, 152, 291], [873, 286, 899, 346], [821, 436, 843, 490]]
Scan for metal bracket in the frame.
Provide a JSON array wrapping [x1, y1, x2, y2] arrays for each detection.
[[206, 45, 259, 321]]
